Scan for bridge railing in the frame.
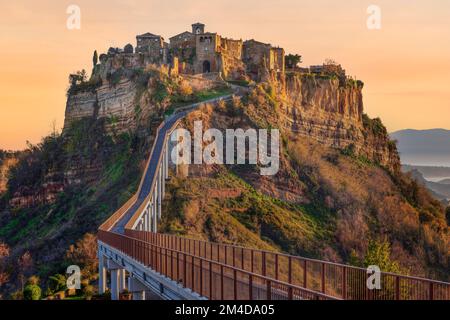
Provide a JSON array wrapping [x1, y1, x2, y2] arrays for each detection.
[[125, 230, 450, 300], [98, 230, 337, 300]]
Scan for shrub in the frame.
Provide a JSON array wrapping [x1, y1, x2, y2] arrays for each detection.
[[446, 206, 450, 225], [83, 285, 95, 300], [341, 144, 356, 157], [363, 239, 402, 274], [177, 80, 193, 101], [26, 275, 40, 286], [23, 284, 41, 300], [362, 114, 388, 137], [47, 274, 67, 295], [109, 68, 125, 86], [10, 290, 24, 300]]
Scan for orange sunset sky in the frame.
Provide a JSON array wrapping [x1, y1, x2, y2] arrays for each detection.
[[1, 0, 450, 150]]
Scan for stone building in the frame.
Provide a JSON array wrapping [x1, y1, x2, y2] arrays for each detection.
[[124, 23, 290, 81], [168, 23, 246, 78], [243, 40, 285, 80], [169, 31, 195, 50], [136, 32, 168, 64]]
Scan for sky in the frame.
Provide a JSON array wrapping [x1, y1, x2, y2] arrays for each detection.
[[1, 0, 450, 150]]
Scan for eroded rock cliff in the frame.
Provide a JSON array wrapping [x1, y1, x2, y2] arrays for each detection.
[[281, 73, 399, 171]]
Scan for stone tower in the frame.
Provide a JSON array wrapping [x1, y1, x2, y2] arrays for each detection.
[[192, 23, 205, 35]]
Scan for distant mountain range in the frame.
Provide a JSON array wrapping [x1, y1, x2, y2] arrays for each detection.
[[390, 129, 450, 167], [393, 129, 450, 204]]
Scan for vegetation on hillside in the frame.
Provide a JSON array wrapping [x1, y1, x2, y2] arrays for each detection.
[[161, 85, 449, 281], [0, 67, 448, 300], [0, 117, 151, 298]]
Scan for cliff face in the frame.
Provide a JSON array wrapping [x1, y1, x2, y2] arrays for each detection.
[[64, 79, 138, 132], [282, 73, 400, 171]]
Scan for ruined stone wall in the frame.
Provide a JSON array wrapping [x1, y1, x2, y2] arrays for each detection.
[[219, 38, 243, 60], [272, 48, 285, 73]]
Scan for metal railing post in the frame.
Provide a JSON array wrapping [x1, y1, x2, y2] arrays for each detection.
[[266, 280, 271, 300], [322, 263, 326, 293], [342, 266, 347, 300]]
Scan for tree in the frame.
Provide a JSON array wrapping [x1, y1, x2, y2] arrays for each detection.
[[93, 50, 98, 67], [324, 58, 338, 66], [65, 233, 98, 278], [285, 54, 302, 69], [69, 69, 88, 87]]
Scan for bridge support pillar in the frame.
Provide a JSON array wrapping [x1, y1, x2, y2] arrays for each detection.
[[152, 200, 157, 233], [118, 269, 127, 292], [144, 211, 148, 232], [98, 251, 107, 295], [161, 163, 166, 197], [146, 207, 151, 231], [110, 269, 120, 300], [165, 144, 169, 180], [128, 276, 147, 301], [158, 167, 162, 220], [108, 259, 125, 300]]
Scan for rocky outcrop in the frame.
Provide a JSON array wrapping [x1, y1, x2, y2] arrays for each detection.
[[281, 73, 399, 171], [64, 79, 138, 133]]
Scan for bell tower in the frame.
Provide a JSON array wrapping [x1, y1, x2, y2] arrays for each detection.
[[192, 22, 205, 35]]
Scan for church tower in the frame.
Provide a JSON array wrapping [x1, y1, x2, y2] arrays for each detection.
[[192, 22, 205, 35]]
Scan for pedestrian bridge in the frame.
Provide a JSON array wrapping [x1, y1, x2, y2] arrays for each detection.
[[97, 92, 450, 301]]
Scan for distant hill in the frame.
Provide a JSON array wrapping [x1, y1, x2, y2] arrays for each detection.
[[403, 164, 450, 180], [391, 129, 450, 167], [438, 178, 450, 185], [406, 169, 450, 201]]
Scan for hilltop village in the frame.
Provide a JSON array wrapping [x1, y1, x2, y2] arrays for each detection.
[[63, 22, 398, 184], [102, 22, 345, 82]]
